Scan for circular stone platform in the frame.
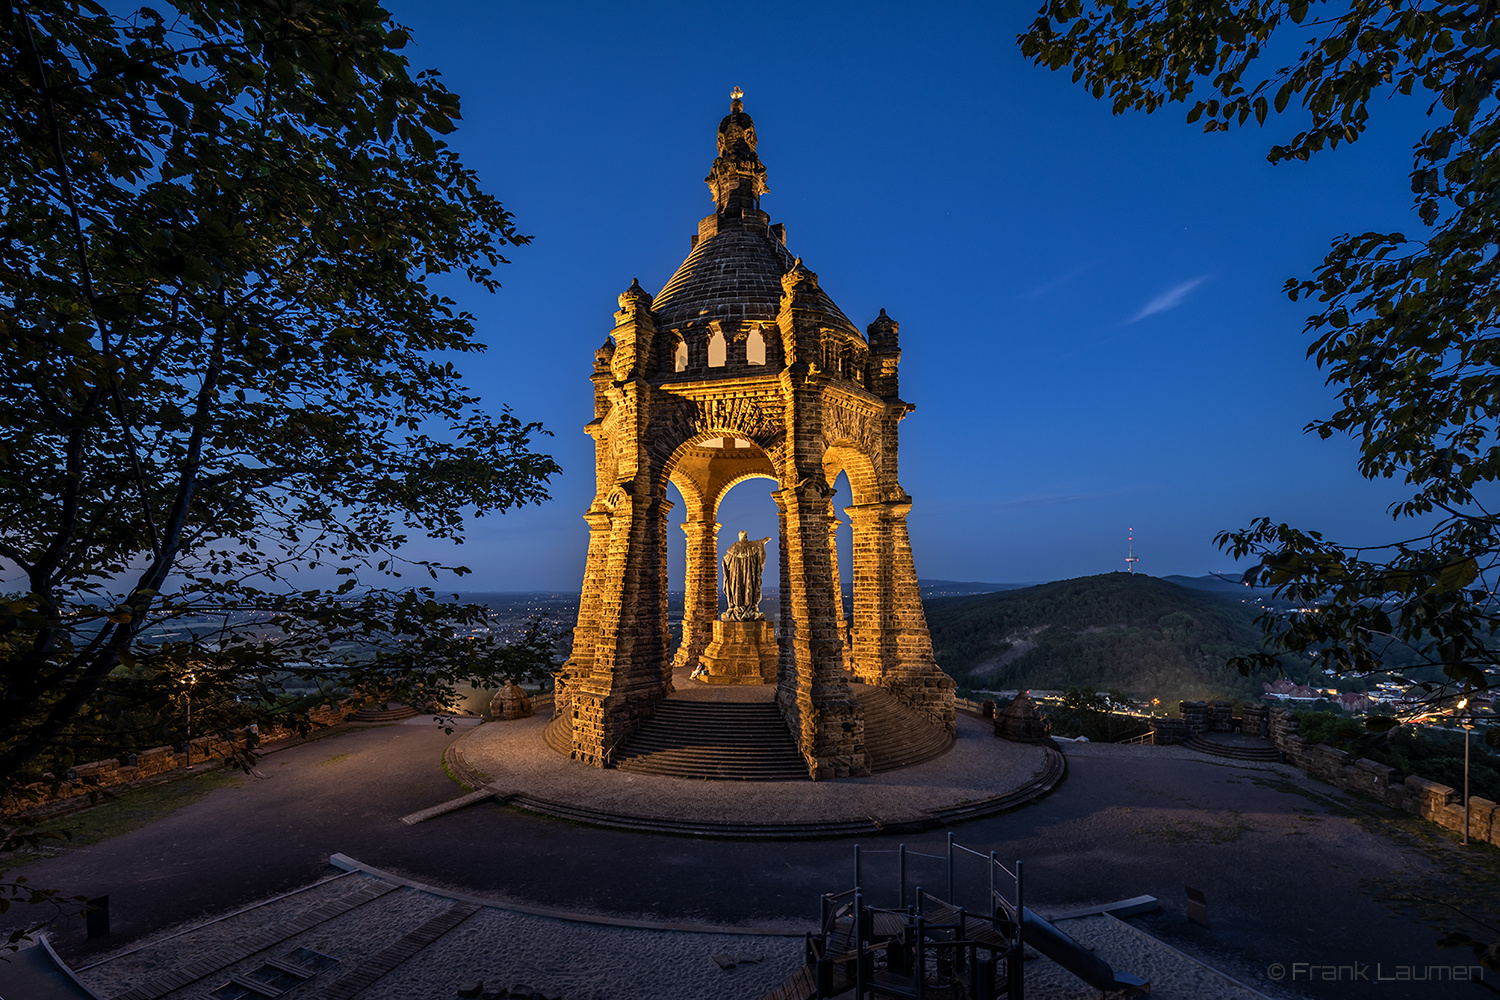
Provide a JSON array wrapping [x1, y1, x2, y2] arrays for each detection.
[[449, 706, 1064, 838]]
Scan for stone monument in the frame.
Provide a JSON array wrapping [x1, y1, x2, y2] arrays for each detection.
[[554, 90, 955, 779], [696, 530, 778, 684]]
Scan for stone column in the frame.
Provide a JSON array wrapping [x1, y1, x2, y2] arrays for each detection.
[[672, 516, 720, 672], [845, 501, 894, 685], [885, 500, 955, 733], [775, 483, 867, 779], [656, 497, 675, 696], [774, 490, 795, 688]]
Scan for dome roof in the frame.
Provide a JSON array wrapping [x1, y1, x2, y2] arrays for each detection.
[[652, 221, 859, 337], [652, 92, 861, 341]]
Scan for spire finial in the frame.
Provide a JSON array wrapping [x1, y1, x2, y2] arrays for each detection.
[[706, 89, 767, 214]]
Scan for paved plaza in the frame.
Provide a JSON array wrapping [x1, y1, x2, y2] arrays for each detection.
[[8, 714, 1499, 999]]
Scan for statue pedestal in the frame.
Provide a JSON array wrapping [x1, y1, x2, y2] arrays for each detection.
[[700, 620, 778, 685]]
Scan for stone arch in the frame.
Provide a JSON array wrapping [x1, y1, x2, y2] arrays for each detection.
[[822, 441, 880, 506]]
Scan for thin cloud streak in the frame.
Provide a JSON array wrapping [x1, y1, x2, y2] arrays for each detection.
[[1019, 262, 1093, 300], [1127, 274, 1212, 323]]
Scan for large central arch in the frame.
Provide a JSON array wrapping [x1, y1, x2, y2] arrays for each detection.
[[555, 95, 953, 779]]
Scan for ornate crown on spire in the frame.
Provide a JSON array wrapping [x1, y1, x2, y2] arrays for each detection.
[[706, 89, 768, 214]]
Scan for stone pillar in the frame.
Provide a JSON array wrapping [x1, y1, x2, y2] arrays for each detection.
[[672, 516, 720, 672], [846, 501, 894, 685], [774, 490, 795, 688], [656, 497, 675, 697], [883, 500, 955, 733], [568, 485, 672, 766], [774, 484, 867, 779]]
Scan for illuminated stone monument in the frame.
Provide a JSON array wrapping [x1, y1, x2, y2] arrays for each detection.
[[556, 90, 953, 779]]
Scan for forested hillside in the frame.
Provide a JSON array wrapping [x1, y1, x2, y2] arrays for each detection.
[[924, 572, 1315, 703]]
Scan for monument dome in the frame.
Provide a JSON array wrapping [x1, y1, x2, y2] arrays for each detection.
[[651, 92, 860, 349]]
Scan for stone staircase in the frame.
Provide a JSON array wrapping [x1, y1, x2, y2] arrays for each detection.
[[352, 702, 419, 722], [856, 685, 954, 772], [1185, 733, 1282, 762], [612, 701, 808, 781], [571, 685, 957, 781]]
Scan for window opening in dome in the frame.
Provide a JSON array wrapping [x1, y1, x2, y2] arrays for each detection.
[[746, 327, 766, 366], [708, 327, 726, 368]]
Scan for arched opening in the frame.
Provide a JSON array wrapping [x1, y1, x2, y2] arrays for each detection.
[[664, 480, 689, 657], [830, 469, 853, 653], [707, 327, 726, 368], [746, 327, 766, 366], [672, 334, 688, 372], [714, 475, 781, 620], [824, 442, 882, 684], [660, 434, 780, 677]]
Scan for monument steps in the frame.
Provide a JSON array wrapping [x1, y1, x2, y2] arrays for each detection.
[[854, 686, 955, 772], [1184, 734, 1282, 762], [613, 702, 808, 781], [351, 703, 418, 722]]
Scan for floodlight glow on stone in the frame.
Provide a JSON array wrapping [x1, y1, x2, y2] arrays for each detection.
[[731, 86, 743, 100]]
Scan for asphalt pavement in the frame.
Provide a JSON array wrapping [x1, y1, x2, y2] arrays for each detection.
[[10, 718, 1500, 1000]]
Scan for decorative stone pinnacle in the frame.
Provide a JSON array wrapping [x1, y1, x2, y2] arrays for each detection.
[[706, 90, 768, 214], [617, 277, 653, 314]]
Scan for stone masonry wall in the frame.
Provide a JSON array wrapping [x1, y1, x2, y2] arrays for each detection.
[[1267, 706, 1500, 848], [0, 700, 355, 818]]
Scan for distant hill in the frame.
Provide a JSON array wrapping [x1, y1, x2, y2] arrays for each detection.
[[918, 580, 1032, 598], [1162, 573, 1259, 594], [923, 572, 1314, 704]]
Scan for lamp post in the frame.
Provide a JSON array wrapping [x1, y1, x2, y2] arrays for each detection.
[[183, 671, 195, 771], [1458, 694, 1471, 846]]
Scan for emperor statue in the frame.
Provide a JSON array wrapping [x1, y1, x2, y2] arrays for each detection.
[[721, 530, 770, 621]]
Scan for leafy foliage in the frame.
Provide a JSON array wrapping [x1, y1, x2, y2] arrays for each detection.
[[0, 1, 560, 787], [1045, 686, 1152, 742], [927, 573, 1311, 703], [1021, 1, 1500, 716]]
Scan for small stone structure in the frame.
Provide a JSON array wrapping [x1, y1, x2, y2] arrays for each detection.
[[1149, 717, 1189, 745], [994, 693, 1052, 744], [557, 92, 954, 779], [488, 682, 534, 721]]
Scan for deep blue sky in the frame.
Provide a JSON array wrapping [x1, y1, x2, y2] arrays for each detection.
[[386, 1, 1432, 592]]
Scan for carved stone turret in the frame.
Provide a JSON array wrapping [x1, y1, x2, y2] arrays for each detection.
[[866, 308, 901, 399]]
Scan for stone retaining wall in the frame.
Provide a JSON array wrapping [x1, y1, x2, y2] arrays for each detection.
[[0, 700, 355, 818], [1266, 706, 1500, 847]]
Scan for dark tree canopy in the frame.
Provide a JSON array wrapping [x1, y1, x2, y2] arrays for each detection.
[[0, 0, 561, 798], [1021, 1, 1500, 716]]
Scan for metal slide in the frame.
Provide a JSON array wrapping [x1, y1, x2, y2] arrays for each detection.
[[1020, 907, 1150, 994]]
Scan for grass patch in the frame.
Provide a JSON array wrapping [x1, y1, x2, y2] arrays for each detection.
[[5, 768, 244, 863]]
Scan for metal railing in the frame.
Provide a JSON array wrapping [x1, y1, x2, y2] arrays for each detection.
[[814, 833, 1025, 999]]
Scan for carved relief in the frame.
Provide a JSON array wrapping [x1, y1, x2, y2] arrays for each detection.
[[821, 396, 881, 458], [653, 393, 784, 451]]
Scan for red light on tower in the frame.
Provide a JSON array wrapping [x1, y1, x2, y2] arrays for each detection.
[[1126, 528, 1140, 575]]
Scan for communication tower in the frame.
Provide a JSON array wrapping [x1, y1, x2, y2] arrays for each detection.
[[1125, 527, 1139, 575]]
